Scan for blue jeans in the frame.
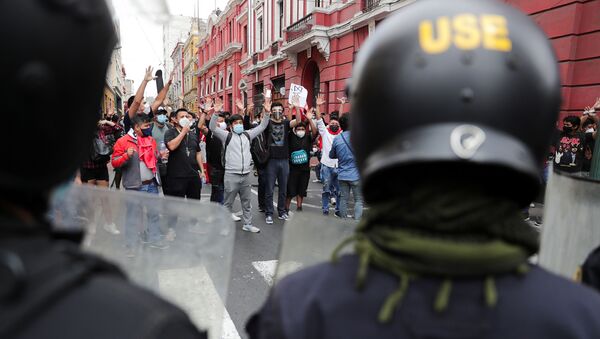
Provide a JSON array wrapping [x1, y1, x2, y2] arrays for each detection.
[[125, 183, 160, 248], [339, 180, 364, 220], [321, 165, 340, 213], [265, 159, 290, 217]]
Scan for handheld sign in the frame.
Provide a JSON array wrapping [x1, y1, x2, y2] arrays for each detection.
[[288, 83, 308, 108]]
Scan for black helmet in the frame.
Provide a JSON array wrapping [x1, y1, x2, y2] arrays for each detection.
[[349, 0, 560, 206], [0, 0, 116, 196]]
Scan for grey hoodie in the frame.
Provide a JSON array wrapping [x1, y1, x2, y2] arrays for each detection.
[[209, 113, 270, 175]]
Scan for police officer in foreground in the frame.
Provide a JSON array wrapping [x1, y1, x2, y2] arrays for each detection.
[[247, 0, 600, 337], [0, 1, 205, 338]]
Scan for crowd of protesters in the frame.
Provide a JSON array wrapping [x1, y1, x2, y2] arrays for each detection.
[[79, 66, 600, 249], [76, 66, 363, 252]]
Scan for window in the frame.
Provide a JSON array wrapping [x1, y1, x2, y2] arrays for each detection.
[[227, 70, 233, 88], [243, 25, 248, 53], [258, 17, 263, 50], [229, 21, 233, 43], [218, 71, 224, 91], [278, 0, 284, 39], [211, 76, 216, 93]]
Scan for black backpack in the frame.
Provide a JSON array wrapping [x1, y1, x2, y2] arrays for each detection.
[[251, 131, 270, 167], [90, 135, 112, 163], [222, 132, 251, 168]]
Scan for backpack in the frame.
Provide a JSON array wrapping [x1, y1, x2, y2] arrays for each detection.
[[251, 131, 270, 167], [222, 132, 251, 168], [90, 135, 112, 163]]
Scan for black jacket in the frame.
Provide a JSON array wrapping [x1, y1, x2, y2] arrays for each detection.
[[0, 220, 206, 339], [248, 254, 600, 339]]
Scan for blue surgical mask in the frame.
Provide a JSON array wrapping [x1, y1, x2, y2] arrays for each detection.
[[157, 115, 168, 124], [141, 127, 153, 137], [233, 124, 244, 134]]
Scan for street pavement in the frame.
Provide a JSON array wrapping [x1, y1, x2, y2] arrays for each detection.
[[225, 170, 341, 339]]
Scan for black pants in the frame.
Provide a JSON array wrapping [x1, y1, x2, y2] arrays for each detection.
[[257, 166, 267, 210], [160, 174, 169, 195], [167, 176, 202, 200], [208, 165, 224, 204]]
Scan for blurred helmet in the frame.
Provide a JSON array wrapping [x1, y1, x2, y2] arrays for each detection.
[[349, 0, 560, 206], [0, 0, 116, 195]]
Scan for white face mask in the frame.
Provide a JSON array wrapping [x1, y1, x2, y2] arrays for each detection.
[[586, 128, 595, 133], [218, 122, 227, 130], [179, 117, 191, 128], [296, 130, 306, 138]]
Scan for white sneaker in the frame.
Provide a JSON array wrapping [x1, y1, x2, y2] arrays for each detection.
[[242, 225, 260, 233], [265, 216, 274, 224], [103, 223, 120, 235], [166, 228, 176, 241], [231, 213, 242, 222]]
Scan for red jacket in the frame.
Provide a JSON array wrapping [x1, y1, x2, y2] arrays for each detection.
[[111, 134, 158, 189]]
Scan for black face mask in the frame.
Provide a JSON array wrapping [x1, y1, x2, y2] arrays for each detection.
[[330, 125, 340, 132], [563, 126, 573, 134]]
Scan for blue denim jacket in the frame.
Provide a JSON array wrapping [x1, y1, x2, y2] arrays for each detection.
[[330, 131, 360, 181]]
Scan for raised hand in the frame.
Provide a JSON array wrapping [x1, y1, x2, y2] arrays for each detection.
[[168, 70, 175, 84], [594, 97, 600, 109], [337, 97, 347, 105], [205, 97, 214, 110], [144, 66, 156, 82], [214, 97, 224, 112], [236, 98, 245, 113], [263, 90, 272, 113], [316, 94, 326, 106], [306, 108, 315, 120]]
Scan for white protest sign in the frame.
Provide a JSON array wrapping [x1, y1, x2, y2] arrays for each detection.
[[288, 83, 308, 108]]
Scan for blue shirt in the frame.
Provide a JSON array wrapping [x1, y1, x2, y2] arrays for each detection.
[[329, 131, 360, 181]]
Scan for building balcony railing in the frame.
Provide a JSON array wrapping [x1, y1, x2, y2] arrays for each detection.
[[363, 0, 381, 12], [286, 13, 314, 43]]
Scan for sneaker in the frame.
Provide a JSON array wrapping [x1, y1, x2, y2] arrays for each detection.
[[265, 216, 274, 224], [278, 213, 289, 221], [331, 197, 337, 206], [312, 179, 321, 183], [165, 228, 176, 242], [125, 248, 135, 258], [242, 225, 261, 233], [323, 211, 329, 216], [103, 222, 120, 235], [149, 241, 169, 250], [231, 213, 242, 222], [334, 211, 342, 218], [139, 231, 151, 244]]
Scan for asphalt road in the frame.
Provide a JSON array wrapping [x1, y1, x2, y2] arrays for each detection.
[[225, 170, 341, 338]]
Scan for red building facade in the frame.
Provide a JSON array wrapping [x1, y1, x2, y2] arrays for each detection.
[[198, 0, 412, 116], [504, 0, 600, 123], [197, 0, 249, 113], [198, 0, 599, 122]]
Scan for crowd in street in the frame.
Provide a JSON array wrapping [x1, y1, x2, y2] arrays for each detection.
[[77, 66, 364, 253], [78, 64, 600, 253]]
